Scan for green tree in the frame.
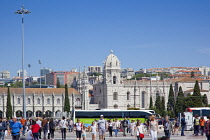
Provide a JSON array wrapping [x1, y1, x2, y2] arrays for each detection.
[[175, 86, 185, 116], [192, 80, 202, 107], [202, 94, 208, 107], [191, 71, 195, 78], [149, 96, 153, 109], [161, 96, 167, 116], [56, 78, 61, 88], [64, 84, 70, 112], [6, 87, 13, 118], [154, 96, 162, 115], [184, 94, 195, 108], [167, 84, 175, 117]]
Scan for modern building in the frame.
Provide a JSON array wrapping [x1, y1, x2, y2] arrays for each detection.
[[0, 71, 10, 79], [199, 66, 210, 76], [46, 71, 79, 87], [17, 70, 27, 77], [40, 68, 53, 76]]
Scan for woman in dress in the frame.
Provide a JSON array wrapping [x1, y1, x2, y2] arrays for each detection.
[[172, 117, 179, 135], [148, 116, 158, 140], [89, 121, 97, 140], [135, 121, 144, 140]]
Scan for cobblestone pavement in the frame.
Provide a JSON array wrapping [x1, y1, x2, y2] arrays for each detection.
[[5, 130, 207, 140]]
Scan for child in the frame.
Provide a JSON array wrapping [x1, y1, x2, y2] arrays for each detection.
[[27, 126, 33, 140], [82, 125, 86, 140], [89, 121, 97, 140]]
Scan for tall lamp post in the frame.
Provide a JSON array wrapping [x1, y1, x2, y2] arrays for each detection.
[[39, 60, 41, 88], [15, 5, 31, 119]]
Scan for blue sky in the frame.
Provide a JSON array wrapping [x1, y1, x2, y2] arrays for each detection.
[[0, 0, 210, 77]]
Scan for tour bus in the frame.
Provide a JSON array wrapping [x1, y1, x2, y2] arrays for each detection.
[[186, 107, 210, 117], [72, 109, 155, 127]]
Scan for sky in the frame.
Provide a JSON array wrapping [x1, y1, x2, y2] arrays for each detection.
[[0, 0, 210, 77]]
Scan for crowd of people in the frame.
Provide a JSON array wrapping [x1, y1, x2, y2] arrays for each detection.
[[0, 114, 210, 140]]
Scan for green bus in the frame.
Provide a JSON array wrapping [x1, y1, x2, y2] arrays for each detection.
[[72, 109, 155, 127]]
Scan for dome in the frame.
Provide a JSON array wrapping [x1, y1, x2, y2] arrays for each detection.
[[104, 50, 121, 69]]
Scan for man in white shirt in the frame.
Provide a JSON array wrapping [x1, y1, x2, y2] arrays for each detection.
[[98, 115, 107, 140], [59, 116, 68, 140]]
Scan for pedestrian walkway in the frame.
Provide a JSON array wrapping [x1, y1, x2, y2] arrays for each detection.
[[4, 131, 207, 140]]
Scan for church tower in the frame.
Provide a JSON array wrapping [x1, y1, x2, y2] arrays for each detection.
[[103, 50, 121, 85], [81, 67, 90, 110]]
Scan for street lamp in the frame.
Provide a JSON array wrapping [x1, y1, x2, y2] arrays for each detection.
[[15, 5, 31, 119], [38, 60, 41, 88]]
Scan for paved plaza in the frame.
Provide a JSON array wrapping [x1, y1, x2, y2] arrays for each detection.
[[5, 131, 207, 140]]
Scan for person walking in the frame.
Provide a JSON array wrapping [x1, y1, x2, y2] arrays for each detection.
[[81, 126, 86, 140], [148, 116, 158, 140], [113, 119, 120, 137], [59, 116, 68, 140], [200, 116, 205, 136], [205, 115, 210, 140], [89, 121, 97, 140], [172, 117, 180, 135], [0, 117, 7, 140], [97, 115, 107, 140], [20, 117, 26, 136], [108, 120, 113, 137], [194, 114, 200, 136], [130, 120, 136, 136], [49, 118, 55, 140], [42, 118, 49, 140], [9, 117, 23, 140], [121, 117, 128, 137], [127, 117, 131, 134], [163, 116, 173, 138], [181, 115, 186, 136], [135, 121, 144, 140], [31, 120, 40, 140], [75, 119, 83, 140], [36, 118, 42, 139]]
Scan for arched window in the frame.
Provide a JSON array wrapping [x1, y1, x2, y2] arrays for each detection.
[[113, 92, 118, 100], [57, 98, 60, 104], [47, 98, 50, 104], [27, 98, 30, 104], [127, 92, 130, 100], [156, 91, 160, 99], [142, 91, 145, 108], [113, 76, 117, 84], [17, 98, 20, 104], [37, 98, 41, 104], [76, 98, 81, 106]]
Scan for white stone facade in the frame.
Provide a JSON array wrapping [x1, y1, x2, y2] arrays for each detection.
[[0, 88, 81, 118]]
